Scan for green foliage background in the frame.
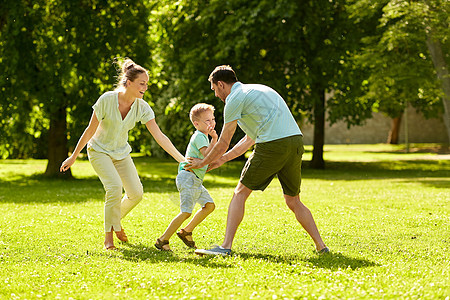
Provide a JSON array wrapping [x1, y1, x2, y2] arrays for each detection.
[[0, 0, 448, 161]]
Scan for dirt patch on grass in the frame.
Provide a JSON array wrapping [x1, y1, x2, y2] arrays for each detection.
[[404, 145, 450, 154]]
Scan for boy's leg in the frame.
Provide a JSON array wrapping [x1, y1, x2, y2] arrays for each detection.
[[221, 182, 253, 249], [183, 202, 215, 234], [284, 194, 327, 251], [183, 185, 215, 235], [158, 212, 191, 250]]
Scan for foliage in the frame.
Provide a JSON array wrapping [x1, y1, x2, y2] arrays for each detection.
[[346, 0, 449, 119], [151, 0, 384, 159], [0, 147, 449, 298], [0, 0, 155, 160], [1, 0, 449, 167]]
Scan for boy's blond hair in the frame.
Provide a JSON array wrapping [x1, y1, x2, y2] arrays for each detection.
[[189, 103, 215, 124]]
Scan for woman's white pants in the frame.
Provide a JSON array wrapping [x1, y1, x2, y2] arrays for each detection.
[[88, 149, 143, 232]]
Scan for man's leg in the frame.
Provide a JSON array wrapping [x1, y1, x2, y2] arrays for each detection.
[[284, 194, 327, 251], [222, 182, 253, 249]]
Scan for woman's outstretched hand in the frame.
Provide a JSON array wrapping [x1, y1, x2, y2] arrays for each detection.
[[60, 155, 76, 172]]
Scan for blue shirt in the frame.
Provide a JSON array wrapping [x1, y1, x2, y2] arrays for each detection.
[[224, 82, 302, 143], [179, 130, 209, 180]]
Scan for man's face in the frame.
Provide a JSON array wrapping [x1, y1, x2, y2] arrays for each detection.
[[211, 81, 227, 102]]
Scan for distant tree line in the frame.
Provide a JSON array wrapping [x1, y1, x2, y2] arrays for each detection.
[[0, 0, 448, 176]]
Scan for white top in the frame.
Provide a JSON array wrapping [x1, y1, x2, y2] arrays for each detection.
[[88, 91, 155, 160]]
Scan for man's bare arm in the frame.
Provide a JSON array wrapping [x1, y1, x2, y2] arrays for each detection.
[[185, 120, 237, 170], [206, 134, 255, 172]]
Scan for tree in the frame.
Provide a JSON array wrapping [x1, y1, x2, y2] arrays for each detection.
[[0, 0, 154, 176], [350, 0, 450, 143], [154, 0, 381, 168]]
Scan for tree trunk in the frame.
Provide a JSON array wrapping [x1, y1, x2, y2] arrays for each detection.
[[45, 105, 72, 178], [310, 88, 325, 169], [387, 114, 403, 144], [426, 34, 450, 143]]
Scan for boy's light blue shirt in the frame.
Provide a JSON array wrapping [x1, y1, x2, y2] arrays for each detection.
[[179, 130, 209, 180], [224, 82, 302, 143]]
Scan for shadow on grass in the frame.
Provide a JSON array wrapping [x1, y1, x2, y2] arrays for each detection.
[[362, 144, 449, 154], [92, 243, 377, 271], [1, 159, 448, 204], [237, 251, 377, 270], [303, 160, 450, 183], [0, 173, 238, 204], [303, 252, 378, 270], [97, 242, 234, 268], [402, 178, 450, 189]]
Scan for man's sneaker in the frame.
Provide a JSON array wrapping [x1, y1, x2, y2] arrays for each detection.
[[195, 246, 232, 256], [318, 247, 330, 255]]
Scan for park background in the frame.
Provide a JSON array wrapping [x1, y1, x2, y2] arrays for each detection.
[[0, 0, 449, 299], [1, 0, 449, 175]]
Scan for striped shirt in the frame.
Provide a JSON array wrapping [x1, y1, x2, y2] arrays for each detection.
[[224, 82, 302, 143]]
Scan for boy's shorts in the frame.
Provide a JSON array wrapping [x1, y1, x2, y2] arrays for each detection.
[[176, 170, 214, 213], [240, 135, 304, 196]]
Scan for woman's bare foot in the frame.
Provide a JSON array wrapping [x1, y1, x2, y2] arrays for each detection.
[[104, 231, 116, 250], [115, 228, 128, 242], [104, 243, 117, 250]]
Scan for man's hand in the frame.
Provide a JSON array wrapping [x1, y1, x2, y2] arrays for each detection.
[[207, 158, 225, 172], [184, 157, 204, 170]]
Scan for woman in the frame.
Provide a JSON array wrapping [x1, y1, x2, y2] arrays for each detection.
[[60, 58, 185, 250]]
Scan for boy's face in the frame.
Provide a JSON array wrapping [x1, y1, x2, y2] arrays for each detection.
[[194, 110, 216, 134]]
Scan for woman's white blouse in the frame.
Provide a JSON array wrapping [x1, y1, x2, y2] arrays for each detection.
[[87, 91, 155, 160]]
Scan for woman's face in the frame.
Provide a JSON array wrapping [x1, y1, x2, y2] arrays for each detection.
[[127, 72, 149, 98]]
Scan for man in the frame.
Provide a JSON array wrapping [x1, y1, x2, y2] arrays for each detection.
[[186, 65, 329, 256]]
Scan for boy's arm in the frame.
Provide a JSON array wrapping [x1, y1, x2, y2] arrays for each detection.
[[199, 132, 218, 158], [185, 120, 237, 170]]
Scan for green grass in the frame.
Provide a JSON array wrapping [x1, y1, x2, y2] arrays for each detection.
[[1, 144, 449, 299]]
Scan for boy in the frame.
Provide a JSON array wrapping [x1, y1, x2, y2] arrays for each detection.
[[155, 103, 217, 251]]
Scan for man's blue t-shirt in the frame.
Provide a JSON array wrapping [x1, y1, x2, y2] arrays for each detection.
[[224, 82, 302, 143]]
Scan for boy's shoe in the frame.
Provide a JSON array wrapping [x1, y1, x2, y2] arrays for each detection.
[[176, 229, 196, 249], [318, 247, 330, 255], [155, 238, 171, 251], [195, 246, 232, 256]]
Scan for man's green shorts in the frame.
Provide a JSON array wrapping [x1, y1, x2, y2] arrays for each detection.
[[240, 135, 304, 196]]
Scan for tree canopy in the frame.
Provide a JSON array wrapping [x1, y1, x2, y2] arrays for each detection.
[[153, 0, 385, 168], [0, 0, 155, 176], [345, 0, 450, 141], [0, 0, 448, 173]]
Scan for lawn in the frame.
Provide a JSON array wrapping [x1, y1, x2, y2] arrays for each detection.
[[0, 144, 449, 299]]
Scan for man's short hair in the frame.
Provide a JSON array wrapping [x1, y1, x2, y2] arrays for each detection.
[[190, 103, 215, 123], [208, 65, 238, 84]]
